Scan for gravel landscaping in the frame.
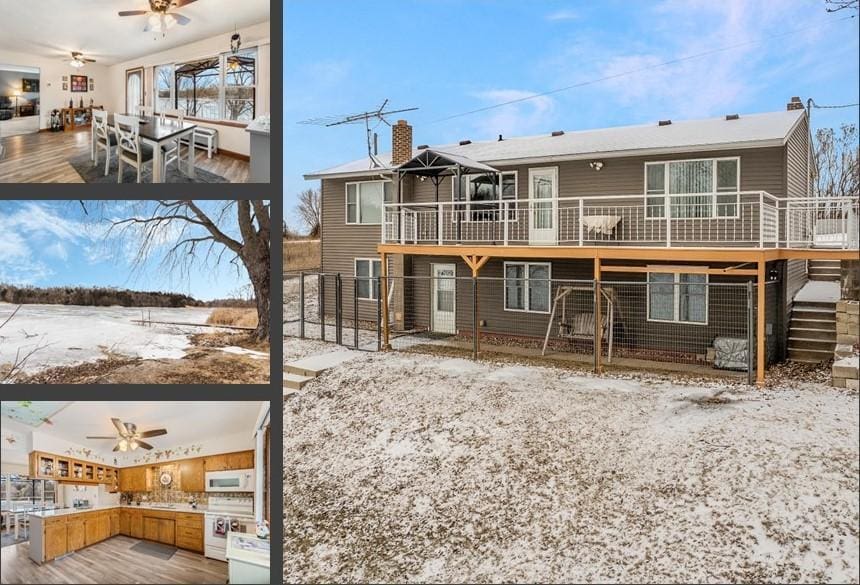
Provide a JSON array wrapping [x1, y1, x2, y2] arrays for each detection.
[[284, 338, 859, 584]]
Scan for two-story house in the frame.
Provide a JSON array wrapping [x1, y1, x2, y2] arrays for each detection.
[[304, 98, 859, 384]]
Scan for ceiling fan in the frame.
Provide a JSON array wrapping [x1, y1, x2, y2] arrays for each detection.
[[86, 418, 168, 452], [118, 0, 198, 33], [68, 51, 96, 69]]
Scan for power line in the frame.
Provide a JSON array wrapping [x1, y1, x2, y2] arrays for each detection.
[[808, 99, 860, 109], [429, 14, 858, 124]]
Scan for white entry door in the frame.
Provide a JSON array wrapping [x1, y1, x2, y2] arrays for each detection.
[[126, 68, 144, 114], [431, 263, 456, 334], [529, 167, 558, 245]]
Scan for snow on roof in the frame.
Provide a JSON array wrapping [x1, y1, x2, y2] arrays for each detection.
[[305, 109, 804, 179]]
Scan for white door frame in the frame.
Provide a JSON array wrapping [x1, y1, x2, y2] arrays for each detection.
[[528, 166, 559, 245], [431, 263, 456, 334]]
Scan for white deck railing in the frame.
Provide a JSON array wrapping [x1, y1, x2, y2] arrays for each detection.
[[381, 193, 859, 249]]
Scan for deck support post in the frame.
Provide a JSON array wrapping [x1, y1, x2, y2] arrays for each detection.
[[461, 255, 491, 360], [756, 258, 766, 386], [594, 257, 603, 374], [299, 272, 305, 339], [380, 252, 391, 350]]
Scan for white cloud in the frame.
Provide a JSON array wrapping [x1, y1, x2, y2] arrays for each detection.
[[546, 9, 578, 22], [45, 241, 68, 262], [469, 89, 557, 138]]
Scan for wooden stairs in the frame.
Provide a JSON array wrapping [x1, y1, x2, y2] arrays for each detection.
[[787, 300, 837, 363]]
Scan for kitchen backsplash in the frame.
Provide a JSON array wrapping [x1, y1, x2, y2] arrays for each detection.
[[119, 491, 248, 505]]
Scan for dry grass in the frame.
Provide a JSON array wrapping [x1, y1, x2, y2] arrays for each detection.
[[207, 308, 259, 328], [285, 239, 321, 273]]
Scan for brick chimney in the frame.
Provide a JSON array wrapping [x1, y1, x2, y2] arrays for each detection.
[[786, 96, 804, 111], [391, 119, 413, 166]]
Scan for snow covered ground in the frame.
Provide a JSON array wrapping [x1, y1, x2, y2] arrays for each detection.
[[794, 280, 841, 302], [285, 338, 860, 584], [0, 303, 217, 373]]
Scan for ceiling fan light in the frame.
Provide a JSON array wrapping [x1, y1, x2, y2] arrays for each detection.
[[118, 439, 128, 452], [69, 59, 84, 69], [129, 439, 139, 451]]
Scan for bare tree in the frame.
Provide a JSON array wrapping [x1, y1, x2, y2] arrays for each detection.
[[825, 0, 859, 12], [109, 200, 271, 341], [812, 124, 859, 198], [295, 188, 321, 238]]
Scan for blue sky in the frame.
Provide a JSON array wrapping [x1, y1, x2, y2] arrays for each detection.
[[284, 0, 860, 230], [0, 201, 251, 301]]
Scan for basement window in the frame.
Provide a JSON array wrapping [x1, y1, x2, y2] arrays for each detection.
[[355, 258, 381, 300], [647, 270, 708, 325], [504, 262, 551, 313]]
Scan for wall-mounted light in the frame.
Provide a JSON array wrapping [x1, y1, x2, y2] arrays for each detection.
[[589, 161, 604, 171]]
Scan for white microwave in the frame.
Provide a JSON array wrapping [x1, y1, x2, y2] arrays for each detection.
[[205, 469, 255, 493]]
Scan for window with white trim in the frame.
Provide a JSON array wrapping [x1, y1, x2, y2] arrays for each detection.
[[346, 181, 393, 225], [355, 258, 381, 300], [645, 158, 739, 219], [647, 270, 708, 324], [153, 47, 257, 122], [504, 262, 550, 313], [453, 172, 517, 221]]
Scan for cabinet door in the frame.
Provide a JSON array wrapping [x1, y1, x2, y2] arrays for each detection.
[[204, 454, 227, 472], [100, 514, 110, 540], [67, 520, 85, 551], [143, 517, 159, 542], [179, 458, 205, 492], [227, 451, 255, 470], [85, 517, 100, 546], [130, 512, 143, 539], [109, 512, 119, 537], [45, 523, 67, 561], [119, 510, 130, 536], [158, 519, 175, 545]]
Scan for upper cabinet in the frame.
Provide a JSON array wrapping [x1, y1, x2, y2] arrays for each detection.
[[204, 450, 255, 472], [178, 458, 205, 492], [28, 451, 117, 486]]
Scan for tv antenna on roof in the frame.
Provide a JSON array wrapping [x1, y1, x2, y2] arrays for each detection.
[[299, 99, 419, 167]]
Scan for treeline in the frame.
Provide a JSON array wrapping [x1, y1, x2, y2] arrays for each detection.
[[0, 285, 206, 308], [202, 297, 256, 308]]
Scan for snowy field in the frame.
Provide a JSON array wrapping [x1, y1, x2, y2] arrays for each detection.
[[0, 303, 217, 374], [285, 338, 860, 584]]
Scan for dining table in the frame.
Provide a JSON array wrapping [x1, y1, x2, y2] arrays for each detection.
[[91, 114, 198, 183]]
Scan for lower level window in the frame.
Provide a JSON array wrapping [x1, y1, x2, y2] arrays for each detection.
[[355, 259, 381, 300], [504, 262, 550, 313], [647, 270, 708, 324]]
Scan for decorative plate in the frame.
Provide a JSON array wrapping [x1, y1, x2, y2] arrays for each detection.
[[159, 471, 172, 486]]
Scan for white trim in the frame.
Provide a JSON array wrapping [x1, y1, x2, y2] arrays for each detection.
[[345, 180, 391, 226], [354, 257, 382, 300], [430, 263, 457, 334], [644, 156, 741, 221], [645, 266, 709, 325], [503, 261, 552, 314]]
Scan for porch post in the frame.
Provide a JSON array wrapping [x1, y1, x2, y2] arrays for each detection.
[[380, 252, 391, 350], [665, 194, 671, 247], [759, 191, 764, 248], [756, 258, 766, 386], [578, 199, 584, 246], [593, 257, 603, 374], [398, 172, 405, 245], [455, 164, 462, 242]]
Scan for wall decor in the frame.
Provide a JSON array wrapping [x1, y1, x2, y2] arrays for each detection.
[[128, 443, 203, 464], [88, 79, 94, 91], [22, 78, 39, 93], [70, 75, 87, 92], [61, 75, 68, 81], [63, 446, 107, 463], [62, 82, 68, 91]]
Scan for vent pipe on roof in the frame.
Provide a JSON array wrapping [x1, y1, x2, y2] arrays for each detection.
[[658, 119, 672, 126], [725, 114, 739, 121], [498, 134, 503, 141], [551, 130, 565, 137], [417, 144, 429, 150], [459, 139, 472, 146]]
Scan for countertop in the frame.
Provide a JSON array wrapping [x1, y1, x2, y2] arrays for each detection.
[[29, 503, 207, 519], [226, 532, 270, 568], [245, 115, 270, 135]]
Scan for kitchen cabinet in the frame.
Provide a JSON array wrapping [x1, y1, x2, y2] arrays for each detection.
[[179, 458, 205, 492], [97, 512, 110, 540], [143, 517, 159, 542], [175, 513, 204, 553], [29, 452, 57, 479], [118, 467, 147, 492], [67, 518, 85, 551], [110, 510, 120, 537], [84, 515, 100, 547], [44, 519, 67, 561], [129, 509, 143, 538], [119, 509, 130, 536], [205, 450, 255, 472], [158, 519, 175, 545], [143, 514, 175, 546]]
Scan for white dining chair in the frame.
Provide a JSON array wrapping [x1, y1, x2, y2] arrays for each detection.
[[114, 113, 154, 183], [160, 107, 185, 176], [92, 110, 116, 177]]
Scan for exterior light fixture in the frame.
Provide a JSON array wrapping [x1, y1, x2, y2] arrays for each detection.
[[230, 31, 242, 54], [589, 161, 604, 171]]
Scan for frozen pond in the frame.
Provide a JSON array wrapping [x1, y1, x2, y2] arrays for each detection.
[[0, 303, 218, 373]]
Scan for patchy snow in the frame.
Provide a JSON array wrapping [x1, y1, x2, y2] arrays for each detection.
[[0, 303, 217, 373], [834, 355, 859, 369], [794, 281, 841, 303], [285, 338, 859, 584], [219, 346, 269, 360]]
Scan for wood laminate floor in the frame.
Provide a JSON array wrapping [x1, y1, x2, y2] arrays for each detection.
[[0, 128, 249, 183], [0, 537, 228, 584]]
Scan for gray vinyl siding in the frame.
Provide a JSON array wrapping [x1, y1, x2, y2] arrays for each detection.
[[784, 114, 811, 198]]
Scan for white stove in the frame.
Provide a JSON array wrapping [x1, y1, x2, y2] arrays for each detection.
[[204, 496, 255, 561]]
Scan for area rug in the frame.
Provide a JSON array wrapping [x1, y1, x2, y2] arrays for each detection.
[[129, 540, 178, 560], [69, 150, 228, 183]]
